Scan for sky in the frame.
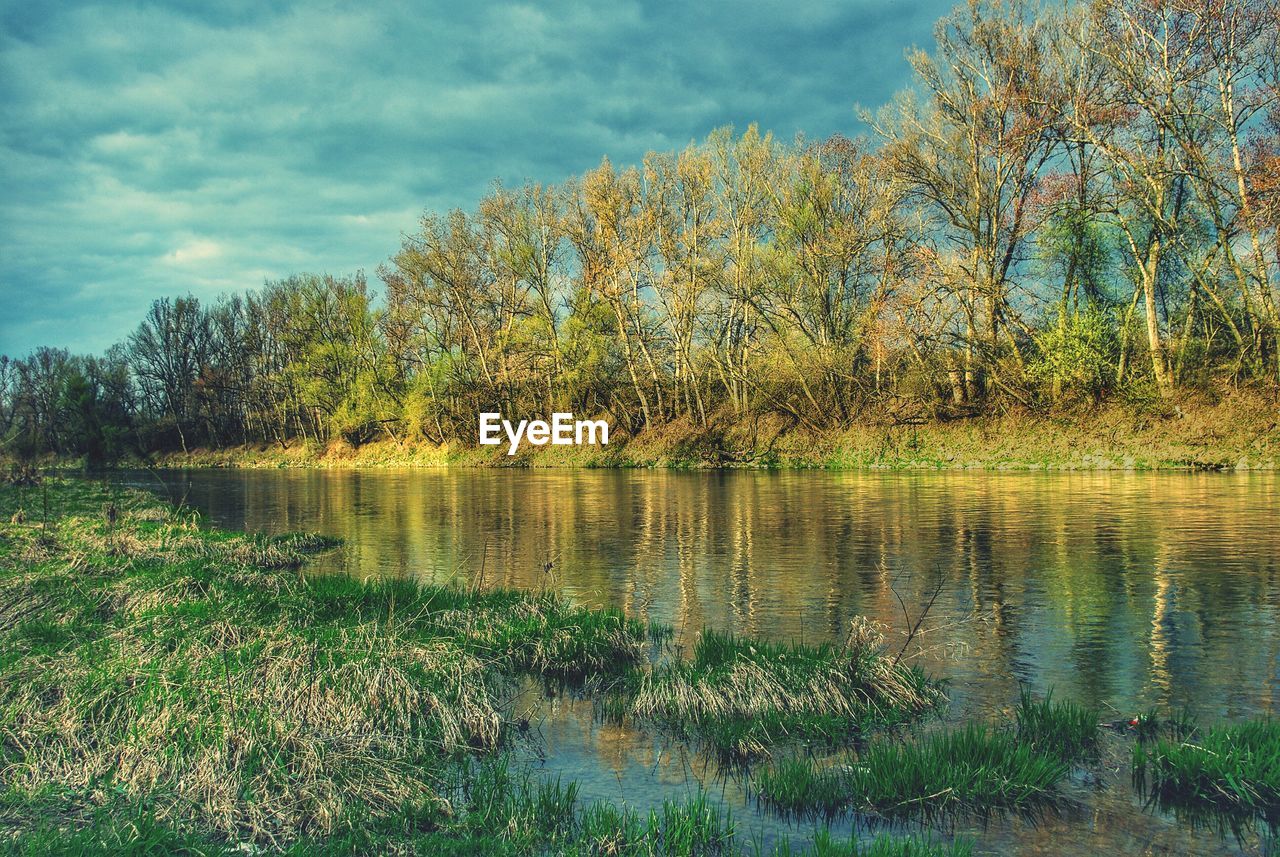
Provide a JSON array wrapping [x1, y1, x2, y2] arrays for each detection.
[[0, 0, 955, 356]]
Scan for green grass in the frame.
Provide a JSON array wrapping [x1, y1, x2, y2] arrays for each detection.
[[1134, 717, 1280, 831], [1014, 688, 1099, 762], [764, 829, 973, 856], [756, 724, 1068, 820], [0, 478, 977, 855], [629, 627, 944, 758], [0, 479, 657, 849], [433, 758, 737, 854], [1, 762, 735, 856], [297, 571, 655, 679], [0, 800, 229, 857]]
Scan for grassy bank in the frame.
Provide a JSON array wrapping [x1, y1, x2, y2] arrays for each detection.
[[119, 392, 1280, 471], [0, 479, 971, 855], [0, 479, 651, 844]]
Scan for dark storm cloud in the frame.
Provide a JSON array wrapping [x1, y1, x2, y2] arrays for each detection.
[[0, 0, 955, 354]]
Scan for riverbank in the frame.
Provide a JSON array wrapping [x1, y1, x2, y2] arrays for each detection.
[[135, 392, 1280, 471], [2, 479, 1275, 854]]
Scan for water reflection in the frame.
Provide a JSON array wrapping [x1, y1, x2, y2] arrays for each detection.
[[116, 467, 1280, 855], [125, 468, 1280, 723]]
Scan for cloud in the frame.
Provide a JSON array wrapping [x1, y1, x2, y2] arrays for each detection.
[[163, 239, 224, 265], [0, 0, 956, 355]]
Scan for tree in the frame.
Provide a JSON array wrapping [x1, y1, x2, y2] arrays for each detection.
[[1069, 0, 1214, 396], [872, 0, 1059, 401], [128, 296, 213, 451], [647, 143, 721, 424], [705, 125, 775, 415], [565, 160, 664, 430]]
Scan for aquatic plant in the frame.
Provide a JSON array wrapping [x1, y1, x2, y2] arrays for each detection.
[[630, 625, 944, 758], [1014, 688, 1100, 762], [756, 724, 1068, 819], [1134, 717, 1280, 831]]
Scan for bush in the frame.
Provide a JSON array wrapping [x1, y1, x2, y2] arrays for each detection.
[[1030, 306, 1120, 403]]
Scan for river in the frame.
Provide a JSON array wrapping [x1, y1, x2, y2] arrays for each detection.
[[115, 467, 1280, 855]]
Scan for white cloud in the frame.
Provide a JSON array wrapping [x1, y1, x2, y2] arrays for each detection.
[[163, 239, 224, 265]]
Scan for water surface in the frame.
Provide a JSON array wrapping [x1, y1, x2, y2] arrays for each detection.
[[119, 468, 1280, 855]]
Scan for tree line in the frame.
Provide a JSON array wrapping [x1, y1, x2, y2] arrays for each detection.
[[3, 0, 1278, 463]]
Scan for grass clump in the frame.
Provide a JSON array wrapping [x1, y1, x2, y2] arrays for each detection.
[[756, 724, 1068, 819], [1133, 717, 1280, 831], [766, 829, 973, 856], [575, 792, 735, 855], [340, 757, 736, 855], [1131, 707, 1198, 742], [1014, 688, 1099, 761], [630, 623, 943, 758], [0, 480, 655, 850], [299, 572, 654, 679]]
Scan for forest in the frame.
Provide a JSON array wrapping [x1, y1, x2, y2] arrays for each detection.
[[2, 0, 1277, 464]]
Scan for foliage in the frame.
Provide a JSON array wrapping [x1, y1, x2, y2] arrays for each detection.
[[1029, 307, 1121, 402]]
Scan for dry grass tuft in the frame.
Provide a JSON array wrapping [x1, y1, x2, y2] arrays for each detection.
[[630, 624, 942, 757]]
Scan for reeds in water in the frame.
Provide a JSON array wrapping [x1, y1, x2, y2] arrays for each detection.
[[631, 626, 944, 758], [1014, 688, 1100, 762], [757, 724, 1068, 819], [1134, 717, 1280, 832]]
